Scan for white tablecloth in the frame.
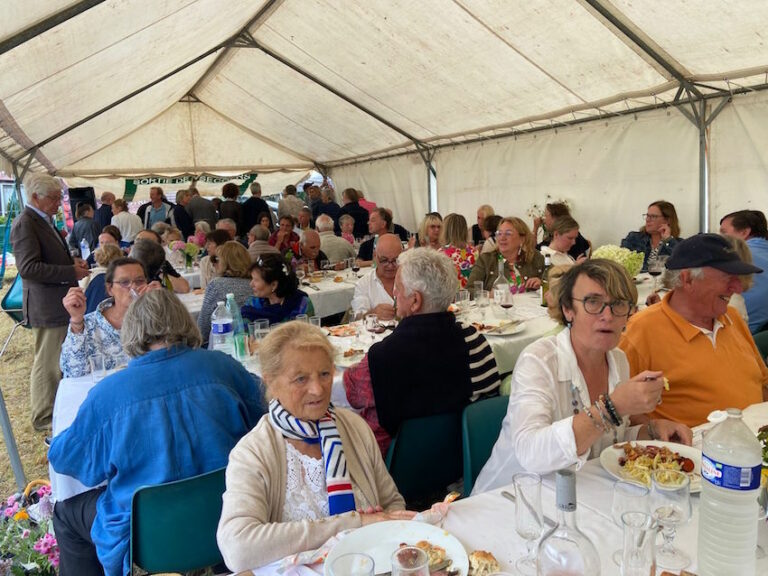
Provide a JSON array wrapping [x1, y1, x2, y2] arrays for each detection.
[[177, 269, 369, 321], [181, 268, 201, 290]]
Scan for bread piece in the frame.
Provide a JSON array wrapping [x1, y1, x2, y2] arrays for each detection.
[[414, 541, 447, 567], [468, 550, 500, 576]]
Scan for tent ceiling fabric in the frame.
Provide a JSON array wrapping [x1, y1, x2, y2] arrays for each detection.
[[1, 0, 768, 177]]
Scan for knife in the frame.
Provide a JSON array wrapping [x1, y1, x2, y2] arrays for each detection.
[[501, 490, 557, 528], [301, 281, 321, 292]]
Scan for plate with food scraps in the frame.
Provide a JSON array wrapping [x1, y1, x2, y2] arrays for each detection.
[[327, 324, 358, 338], [599, 440, 701, 493], [481, 320, 526, 337], [334, 346, 366, 367], [324, 520, 469, 576]]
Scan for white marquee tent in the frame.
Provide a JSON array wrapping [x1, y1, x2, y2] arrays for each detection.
[[1, 0, 768, 239]]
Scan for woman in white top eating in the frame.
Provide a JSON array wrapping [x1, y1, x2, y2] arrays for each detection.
[[473, 259, 692, 493]]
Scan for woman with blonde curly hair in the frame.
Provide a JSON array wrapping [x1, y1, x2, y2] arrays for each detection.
[[467, 216, 545, 292], [198, 241, 254, 346]]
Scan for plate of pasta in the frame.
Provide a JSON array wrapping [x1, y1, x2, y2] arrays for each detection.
[[600, 440, 702, 493]]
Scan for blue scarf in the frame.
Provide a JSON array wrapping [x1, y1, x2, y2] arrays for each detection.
[[268, 399, 356, 515]]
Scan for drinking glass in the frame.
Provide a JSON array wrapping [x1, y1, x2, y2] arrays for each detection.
[[296, 269, 306, 283], [620, 511, 656, 576], [473, 281, 484, 296], [110, 351, 130, 371], [513, 472, 543, 576], [307, 261, 315, 274], [364, 313, 379, 343], [647, 255, 668, 292], [330, 553, 375, 576], [455, 289, 470, 314], [248, 320, 270, 356], [321, 259, 330, 276], [651, 469, 691, 570], [351, 311, 366, 348], [611, 481, 649, 565], [309, 316, 322, 327], [493, 287, 513, 316], [295, 314, 309, 323], [89, 354, 106, 383], [476, 289, 490, 322], [391, 546, 429, 576]]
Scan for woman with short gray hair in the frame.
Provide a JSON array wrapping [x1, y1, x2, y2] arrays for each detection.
[[217, 322, 410, 570], [344, 248, 501, 455], [49, 288, 266, 576]]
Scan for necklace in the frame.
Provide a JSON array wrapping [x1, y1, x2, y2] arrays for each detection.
[[569, 382, 618, 444]]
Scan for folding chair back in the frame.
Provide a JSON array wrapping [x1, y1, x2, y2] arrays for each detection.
[[130, 467, 226, 574]]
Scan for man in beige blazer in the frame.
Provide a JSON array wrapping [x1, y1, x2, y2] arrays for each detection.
[[11, 173, 89, 431]]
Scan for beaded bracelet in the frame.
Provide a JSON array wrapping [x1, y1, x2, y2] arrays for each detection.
[[601, 394, 622, 427], [584, 406, 605, 432], [593, 399, 615, 431]]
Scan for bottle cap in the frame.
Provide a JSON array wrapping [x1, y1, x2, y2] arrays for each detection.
[[555, 469, 576, 512], [707, 410, 728, 424], [217, 301, 225, 306], [226, 293, 234, 299]]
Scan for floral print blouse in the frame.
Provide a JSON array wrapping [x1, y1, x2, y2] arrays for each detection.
[[441, 245, 477, 289], [59, 299, 127, 378]]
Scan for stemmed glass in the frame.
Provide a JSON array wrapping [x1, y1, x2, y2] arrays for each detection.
[[610, 481, 649, 566], [493, 287, 514, 317], [364, 313, 379, 344], [513, 472, 543, 576], [296, 268, 306, 283], [321, 259, 330, 277], [647, 255, 668, 293], [651, 469, 691, 570], [351, 311, 366, 348]]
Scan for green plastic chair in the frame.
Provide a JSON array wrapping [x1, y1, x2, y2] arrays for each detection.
[[385, 412, 462, 508], [461, 396, 509, 496], [753, 330, 768, 364], [130, 467, 227, 574]]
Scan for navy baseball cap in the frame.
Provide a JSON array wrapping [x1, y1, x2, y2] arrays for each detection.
[[666, 233, 763, 274]]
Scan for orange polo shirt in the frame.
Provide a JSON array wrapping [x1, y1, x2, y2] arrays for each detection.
[[619, 293, 768, 428]]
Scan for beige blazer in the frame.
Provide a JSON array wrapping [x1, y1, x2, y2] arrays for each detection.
[[217, 408, 405, 571]]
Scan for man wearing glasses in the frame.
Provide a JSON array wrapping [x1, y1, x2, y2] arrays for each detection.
[[350, 234, 401, 321], [620, 234, 768, 428]]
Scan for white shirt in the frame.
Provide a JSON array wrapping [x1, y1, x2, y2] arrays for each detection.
[[350, 269, 394, 315], [111, 211, 143, 242], [540, 244, 575, 266], [472, 328, 638, 494]]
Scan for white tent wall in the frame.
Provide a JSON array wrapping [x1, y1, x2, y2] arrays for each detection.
[[433, 106, 699, 249], [710, 91, 768, 229], [329, 154, 429, 232]]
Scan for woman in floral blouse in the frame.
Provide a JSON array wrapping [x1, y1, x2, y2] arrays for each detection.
[[60, 258, 160, 378], [440, 213, 477, 289]]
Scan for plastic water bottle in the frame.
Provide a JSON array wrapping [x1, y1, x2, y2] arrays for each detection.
[[210, 301, 235, 357], [698, 408, 762, 576], [79, 238, 90, 262], [225, 292, 247, 362]]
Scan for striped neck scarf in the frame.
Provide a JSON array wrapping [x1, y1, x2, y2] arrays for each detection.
[[268, 399, 356, 516]]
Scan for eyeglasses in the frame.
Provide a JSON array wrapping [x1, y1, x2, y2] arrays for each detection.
[[495, 231, 515, 239], [642, 213, 663, 220], [110, 277, 148, 289], [377, 257, 398, 266], [572, 296, 631, 317]]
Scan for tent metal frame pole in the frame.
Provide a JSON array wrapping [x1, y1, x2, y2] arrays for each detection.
[[0, 160, 30, 492], [0, 0, 106, 57]]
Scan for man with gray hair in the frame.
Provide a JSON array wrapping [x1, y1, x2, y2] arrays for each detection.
[[344, 248, 500, 454], [216, 218, 238, 241], [317, 214, 355, 263], [277, 184, 305, 220], [620, 233, 768, 429], [11, 173, 90, 430], [246, 224, 280, 262]]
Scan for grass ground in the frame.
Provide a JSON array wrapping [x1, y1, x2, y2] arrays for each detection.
[[0, 268, 49, 497]]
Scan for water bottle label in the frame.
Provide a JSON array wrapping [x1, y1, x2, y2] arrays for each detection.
[[212, 321, 233, 334], [701, 455, 761, 490]]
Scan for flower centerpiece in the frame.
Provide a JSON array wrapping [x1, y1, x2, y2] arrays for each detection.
[[1, 482, 58, 575], [172, 241, 201, 271], [591, 244, 645, 278]]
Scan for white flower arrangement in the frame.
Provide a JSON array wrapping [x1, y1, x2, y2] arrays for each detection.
[[526, 196, 572, 220]]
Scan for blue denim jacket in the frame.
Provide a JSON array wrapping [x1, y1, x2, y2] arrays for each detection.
[[620, 231, 680, 271]]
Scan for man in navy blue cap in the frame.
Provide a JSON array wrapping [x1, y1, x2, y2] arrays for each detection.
[[620, 233, 768, 428]]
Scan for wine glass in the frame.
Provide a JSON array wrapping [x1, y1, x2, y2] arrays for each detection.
[[610, 481, 649, 566], [321, 259, 330, 277], [330, 553, 375, 576], [351, 311, 366, 348], [391, 546, 429, 576], [513, 472, 543, 576], [364, 313, 379, 344], [494, 287, 514, 317], [296, 268, 306, 283], [352, 260, 361, 277], [647, 255, 668, 293], [651, 469, 691, 570]]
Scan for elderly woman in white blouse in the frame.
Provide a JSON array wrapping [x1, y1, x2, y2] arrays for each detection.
[[217, 322, 413, 572], [473, 259, 692, 493]]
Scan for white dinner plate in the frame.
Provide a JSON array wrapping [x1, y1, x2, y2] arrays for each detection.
[[324, 521, 469, 576], [599, 440, 702, 493], [483, 320, 526, 337], [334, 346, 367, 368]]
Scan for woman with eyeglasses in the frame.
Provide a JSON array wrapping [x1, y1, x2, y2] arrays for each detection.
[[621, 200, 682, 271], [60, 258, 161, 378], [467, 217, 546, 292], [473, 259, 691, 493]]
